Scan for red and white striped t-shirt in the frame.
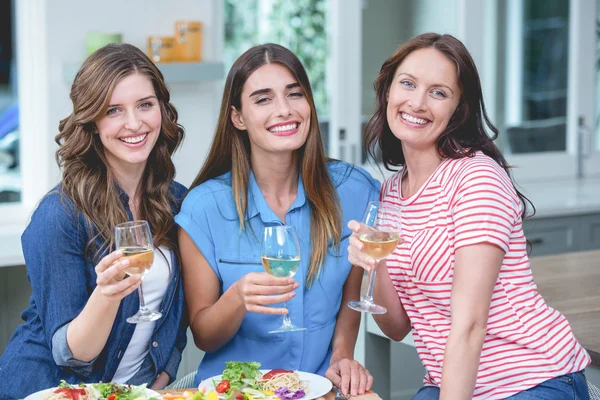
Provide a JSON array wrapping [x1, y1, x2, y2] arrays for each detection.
[[382, 152, 590, 399]]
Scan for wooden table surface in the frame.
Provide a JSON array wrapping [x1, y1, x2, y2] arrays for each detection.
[[529, 249, 600, 366]]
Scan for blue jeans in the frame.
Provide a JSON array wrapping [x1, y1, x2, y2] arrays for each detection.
[[412, 370, 589, 399]]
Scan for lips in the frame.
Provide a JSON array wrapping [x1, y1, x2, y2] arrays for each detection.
[[401, 112, 430, 125], [267, 122, 300, 137], [119, 133, 148, 144]]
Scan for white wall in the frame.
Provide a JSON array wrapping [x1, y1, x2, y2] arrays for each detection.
[[44, 0, 222, 189]]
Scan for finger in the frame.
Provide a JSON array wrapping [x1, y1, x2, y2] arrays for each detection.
[[350, 361, 360, 396], [245, 304, 289, 315], [347, 220, 361, 232], [366, 370, 374, 392], [339, 360, 351, 396], [95, 250, 124, 275], [96, 258, 130, 286], [246, 292, 296, 306], [102, 275, 141, 299], [249, 272, 297, 287], [358, 365, 368, 395], [243, 282, 298, 296], [325, 366, 341, 389]]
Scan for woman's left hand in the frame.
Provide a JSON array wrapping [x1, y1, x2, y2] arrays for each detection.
[[150, 371, 170, 390], [325, 358, 373, 397]]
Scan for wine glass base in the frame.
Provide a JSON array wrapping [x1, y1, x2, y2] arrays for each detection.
[[268, 326, 307, 334], [348, 300, 387, 314], [127, 310, 162, 324]]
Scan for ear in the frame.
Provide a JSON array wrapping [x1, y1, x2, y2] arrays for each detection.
[[230, 106, 246, 131]]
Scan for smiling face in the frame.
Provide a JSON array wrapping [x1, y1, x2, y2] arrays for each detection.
[[231, 63, 311, 159], [95, 73, 162, 173], [386, 48, 461, 151]]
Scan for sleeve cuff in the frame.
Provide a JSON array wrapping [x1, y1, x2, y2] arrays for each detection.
[[163, 348, 183, 384], [52, 323, 97, 377]]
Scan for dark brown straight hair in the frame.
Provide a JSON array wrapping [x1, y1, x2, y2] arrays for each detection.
[[365, 33, 533, 219], [189, 43, 341, 286], [55, 43, 185, 260]]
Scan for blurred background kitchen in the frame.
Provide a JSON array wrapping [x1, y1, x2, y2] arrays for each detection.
[[1, 0, 599, 398]]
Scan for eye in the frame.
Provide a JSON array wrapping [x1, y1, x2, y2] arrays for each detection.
[[139, 102, 154, 109], [400, 80, 415, 89], [255, 97, 270, 104], [432, 89, 447, 99], [106, 107, 119, 116], [289, 91, 304, 98]]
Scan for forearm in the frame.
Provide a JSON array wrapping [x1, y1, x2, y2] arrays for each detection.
[[66, 287, 120, 362], [372, 262, 411, 341], [330, 300, 360, 362], [190, 282, 247, 352], [440, 327, 486, 400]]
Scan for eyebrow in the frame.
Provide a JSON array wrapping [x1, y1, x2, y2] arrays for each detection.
[[396, 72, 455, 95], [108, 95, 157, 108], [249, 82, 301, 98]]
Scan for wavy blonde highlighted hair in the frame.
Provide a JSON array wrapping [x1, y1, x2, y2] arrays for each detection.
[[55, 43, 185, 260]]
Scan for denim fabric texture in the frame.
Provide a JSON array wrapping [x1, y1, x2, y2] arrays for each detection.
[[411, 370, 590, 400], [175, 161, 380, 385], [0, 182, 188, 400]]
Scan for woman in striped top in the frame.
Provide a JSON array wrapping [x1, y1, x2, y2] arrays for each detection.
[[348, 33, 590, 399]]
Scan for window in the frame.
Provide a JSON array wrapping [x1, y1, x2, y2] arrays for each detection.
[[0, 0, 19, 204]]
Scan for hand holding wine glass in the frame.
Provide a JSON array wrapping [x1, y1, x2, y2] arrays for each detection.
[[261, 225, 306, 333], [114, 220, 161, 323], [348, 201, 402, 314]]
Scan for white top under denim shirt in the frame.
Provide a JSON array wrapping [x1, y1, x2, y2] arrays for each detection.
[[112, 246, 172, 383]]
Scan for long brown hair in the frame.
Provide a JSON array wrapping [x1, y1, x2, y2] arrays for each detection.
[[365, 33, 533, 218], [55, 43, 185, 260], [189, 43, 340, 286]]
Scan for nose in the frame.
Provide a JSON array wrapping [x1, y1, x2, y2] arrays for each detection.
[[408, 89, 427, 112], [276, 97, 292, 118], [124, 110, 143, 132]]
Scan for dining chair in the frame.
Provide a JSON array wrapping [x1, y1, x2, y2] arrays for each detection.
[[589, 380, 600, 400], [168, 370, 197, 390]]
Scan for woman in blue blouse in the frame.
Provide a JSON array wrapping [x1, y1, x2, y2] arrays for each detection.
[[0, 44, 187, 399], [176, 43, 379, 398]]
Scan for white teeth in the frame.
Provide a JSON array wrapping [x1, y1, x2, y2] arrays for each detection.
[[120, 134, 147, 144], [401, 112, 428, 125], [269, 123, 298, 133]]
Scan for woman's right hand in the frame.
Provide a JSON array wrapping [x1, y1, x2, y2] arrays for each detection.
[[235, 272, 299, 315], [94, 250, 142, 301], [347, 220, 378, 272]]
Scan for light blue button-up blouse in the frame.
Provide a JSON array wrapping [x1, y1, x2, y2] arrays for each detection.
[[175, 161, 379, 384]]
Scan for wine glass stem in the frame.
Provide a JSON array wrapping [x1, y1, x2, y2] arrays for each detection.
[[137, 280, 148, 311], [282, 302, 292, 327], [364, 260, 380, 304]]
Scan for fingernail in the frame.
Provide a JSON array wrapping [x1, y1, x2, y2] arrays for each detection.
[[294, 283, 299, 289], [122, 259, 130, 265]]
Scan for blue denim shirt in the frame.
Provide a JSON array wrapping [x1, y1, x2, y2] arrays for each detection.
[[0, 182, 188, 400], [175, 161, 380, 384]]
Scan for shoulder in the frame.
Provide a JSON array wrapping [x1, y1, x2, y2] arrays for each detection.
[[23, 185, 83, 241], [180, 172, 233, 213], [169, 181, 188, 201], [327, 160, 381, 193]]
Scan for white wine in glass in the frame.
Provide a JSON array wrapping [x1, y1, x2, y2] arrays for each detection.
[[115, 220, 162, 323], [261, 225, 306, 333], [348, 201, 402, 314]]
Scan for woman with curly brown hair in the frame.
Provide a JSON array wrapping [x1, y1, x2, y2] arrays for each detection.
[[0, 43, 187, 399]]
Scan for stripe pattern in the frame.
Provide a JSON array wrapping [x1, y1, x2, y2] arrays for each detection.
[[382, 152, 590, 399]]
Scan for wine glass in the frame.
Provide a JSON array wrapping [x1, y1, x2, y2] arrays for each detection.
[[348, 201, 402, 314], [261, 225, 306, 333], [114, 220, 161, 324]]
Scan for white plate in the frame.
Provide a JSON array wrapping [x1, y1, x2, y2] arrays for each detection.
[[200, 369, 333, 400], [23, 385, 162, 400]]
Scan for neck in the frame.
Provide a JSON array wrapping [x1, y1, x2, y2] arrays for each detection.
[[401, 145, 444, 197], [110, 162, 146, 215], [250, 151, 299, 221]]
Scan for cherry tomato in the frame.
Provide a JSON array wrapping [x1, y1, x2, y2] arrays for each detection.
[[107, 394, 117, 400], [215, 379, 231, 394], [235, 394, 245, 400], [262, 369, 293, 380]]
